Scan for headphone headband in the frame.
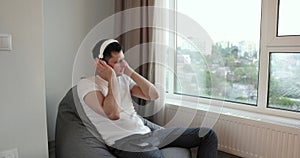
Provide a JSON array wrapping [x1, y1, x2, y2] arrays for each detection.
[[99, 39, 119, 59]]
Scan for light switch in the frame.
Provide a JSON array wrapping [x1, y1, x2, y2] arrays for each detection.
[[0, 148, 18, 158], [0, 34, 12, 51]]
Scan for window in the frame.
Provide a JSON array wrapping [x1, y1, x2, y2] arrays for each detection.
[[164, 0, 300, 118], [268, 53, 300, 112], [277, 0, 300, 36], [175, 0, 261, 105]]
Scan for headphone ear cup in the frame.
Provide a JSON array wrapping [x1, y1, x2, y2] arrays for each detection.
[[100, 58, 108, 64]]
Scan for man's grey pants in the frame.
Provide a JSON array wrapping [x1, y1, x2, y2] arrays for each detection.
[[108, 127, 218, 158]]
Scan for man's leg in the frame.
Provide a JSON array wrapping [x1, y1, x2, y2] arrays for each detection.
[[156, 127, 218, 158], [108, 146, 165, 158], [107, 133, 165, 158]]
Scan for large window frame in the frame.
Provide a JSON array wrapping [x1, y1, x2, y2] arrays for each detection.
[[164, 0, 300, 119]]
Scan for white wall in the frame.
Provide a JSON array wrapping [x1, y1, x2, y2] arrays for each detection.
[[44, 0, 115, 141], [0, 0, 48, 158]]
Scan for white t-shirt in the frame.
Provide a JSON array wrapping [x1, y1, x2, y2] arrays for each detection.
[[77, 75, 151, 146]]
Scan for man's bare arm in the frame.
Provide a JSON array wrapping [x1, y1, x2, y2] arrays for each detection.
[[83, 59, 121, 120], [124, 61, 159, 100], [102, 77, 121, 120]]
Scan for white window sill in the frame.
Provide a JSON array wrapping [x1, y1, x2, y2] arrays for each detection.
[[165, 97, 300, 129]]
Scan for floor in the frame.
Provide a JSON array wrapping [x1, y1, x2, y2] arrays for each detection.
[[49, 140, 240, 158], [49, 147, 240, 158], [216, 151, 241, 158], [190, 148, 241, 158]]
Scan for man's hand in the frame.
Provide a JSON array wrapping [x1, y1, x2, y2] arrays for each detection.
[[123, 60, 134, 77], [94, 58, 116, 81]]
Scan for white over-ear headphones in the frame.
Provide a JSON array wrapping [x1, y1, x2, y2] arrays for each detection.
[[98, 39, 119, 59]]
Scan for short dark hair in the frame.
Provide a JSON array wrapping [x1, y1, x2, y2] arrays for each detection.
[[92, 39, 122, 62]]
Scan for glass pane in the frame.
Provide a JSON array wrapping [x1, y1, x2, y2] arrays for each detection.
[[268, 53, 300, 112], [278, 0, 300, 36], [176, 0, 261, 104]]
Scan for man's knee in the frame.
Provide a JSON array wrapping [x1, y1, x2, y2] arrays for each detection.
[[208, 129, 218, 144], [199, 127, 218, 144]]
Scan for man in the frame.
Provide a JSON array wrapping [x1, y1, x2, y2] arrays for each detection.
[[77, 39, 218, 158]]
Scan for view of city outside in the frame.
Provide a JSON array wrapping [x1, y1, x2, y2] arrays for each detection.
[[175, 37, 259, 104], [174, 0, 261, 105], [268, 53, 300, 112]]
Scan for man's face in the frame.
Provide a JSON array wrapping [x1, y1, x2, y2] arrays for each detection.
[[107, 50, 126, 76]]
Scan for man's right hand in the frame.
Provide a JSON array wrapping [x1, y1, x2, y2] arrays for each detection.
[[94, 58, 116, 81]]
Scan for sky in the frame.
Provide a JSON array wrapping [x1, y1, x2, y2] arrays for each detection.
[[178, 0, 300, 41], [278, 0, 300, 36], [177, 0, 262, 42]]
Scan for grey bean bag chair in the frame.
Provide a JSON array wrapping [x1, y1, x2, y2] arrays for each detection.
[[55, 86, 191, 158]]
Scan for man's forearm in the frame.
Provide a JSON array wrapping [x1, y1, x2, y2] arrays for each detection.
[[102, 77, 121, 120], [130, 71, 159, 100]]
